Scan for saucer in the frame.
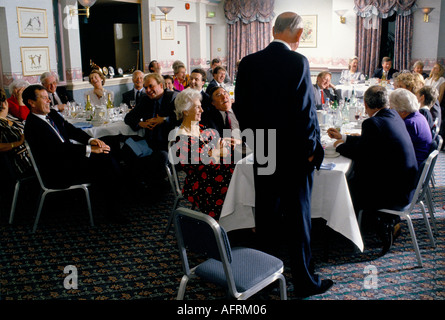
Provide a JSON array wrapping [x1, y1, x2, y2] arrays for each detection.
[[325, 152, 340, 158]]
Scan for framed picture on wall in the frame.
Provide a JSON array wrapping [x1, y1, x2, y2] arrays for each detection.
[[17, 7, 48, 38], [20, 46, 50, 76], [300, 15, 317, 48], [160, 20, 174, 40]]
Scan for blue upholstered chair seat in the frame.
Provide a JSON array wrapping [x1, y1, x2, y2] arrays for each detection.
[[195, 247, 284, 292]]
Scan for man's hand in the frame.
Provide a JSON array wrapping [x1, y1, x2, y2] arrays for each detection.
[[139, 114, 165, 130], [90, 139, 110, 154], [327, 128, 342, 140]]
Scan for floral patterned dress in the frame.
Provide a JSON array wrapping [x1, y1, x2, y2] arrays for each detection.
[[174, 125, 235, 220]]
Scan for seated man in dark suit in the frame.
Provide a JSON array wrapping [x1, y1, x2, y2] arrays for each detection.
[[372, 56, 398, 81], [122, 70, 147, 109], [313, 71, 338, 110], [124, 73, 177, 189], [327, 85, 418, 254], [22, 84, 125, 222], [189, 68, 212, 112], [40, 72, 71, 113]]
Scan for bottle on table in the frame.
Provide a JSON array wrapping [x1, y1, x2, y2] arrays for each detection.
[[85, 95, 93, 121]]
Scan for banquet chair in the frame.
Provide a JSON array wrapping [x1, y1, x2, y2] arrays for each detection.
[[174, 207, 287, 300], [24, 141, 94, 233], [422, 135, 443, 233], [358, 150, 439, 268], [164, 139, 185, 236]]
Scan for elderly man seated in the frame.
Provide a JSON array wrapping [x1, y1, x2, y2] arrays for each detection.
[[390, 88, 432, 166], [313, 71, 338, 110], [327, 85, 418, 255]]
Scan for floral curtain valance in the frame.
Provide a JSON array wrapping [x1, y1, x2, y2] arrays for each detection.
[[354, 0, 417, 18], [224, 0, 275, 25]]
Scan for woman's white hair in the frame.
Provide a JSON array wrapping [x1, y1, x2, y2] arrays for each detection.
[[174, 88, 202, 120], [9, 79, 30, 94], [389, 88, 419, 114]]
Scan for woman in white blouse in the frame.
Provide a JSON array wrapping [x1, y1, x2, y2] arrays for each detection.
[[84, 69, 114, 106], [424, 63, 445, 105], [339, 56, 365, 84]]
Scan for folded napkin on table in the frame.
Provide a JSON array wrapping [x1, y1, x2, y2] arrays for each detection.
[[320, 162, 336, 170]]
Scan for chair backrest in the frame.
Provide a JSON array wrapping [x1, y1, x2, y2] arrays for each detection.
[[24, 141, 48, 190], [411, 150, 439, 210], [167, 139, 182, 197]]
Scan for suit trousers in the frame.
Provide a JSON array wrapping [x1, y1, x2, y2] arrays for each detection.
[[253, 165, 322, 291]]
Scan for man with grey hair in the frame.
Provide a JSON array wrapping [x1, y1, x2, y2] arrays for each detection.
[[40, 72, 70, 113], [235, 12, 329, 297], [122, 70, 146, 109], [328, 85, 418, 255]]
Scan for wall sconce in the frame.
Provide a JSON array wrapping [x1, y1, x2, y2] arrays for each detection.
[[69, 0, 97, 19], [335, 10, 347, 24], [421, 7, 434, 22], [151, 6, 174, 21]]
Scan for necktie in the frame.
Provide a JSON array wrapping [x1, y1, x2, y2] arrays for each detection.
[[321, 90, 325, 104], [46, 115, 64, 142], [224, 111, 232, 129], [136, 90, 141, 105]]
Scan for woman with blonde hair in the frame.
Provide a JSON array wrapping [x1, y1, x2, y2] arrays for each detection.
[[425, 63, 445, 91], [84, 69, 114, 106], [339, 56, 365, 84]]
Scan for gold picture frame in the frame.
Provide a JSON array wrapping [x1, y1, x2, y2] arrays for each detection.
[[300, 15, 317, 48], [17, 7, 48, 38], [20, 46, 50, 76], [160, 20, 174, 40]]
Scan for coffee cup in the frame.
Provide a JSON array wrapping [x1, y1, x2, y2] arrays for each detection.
[[325, 146, 336, 155]]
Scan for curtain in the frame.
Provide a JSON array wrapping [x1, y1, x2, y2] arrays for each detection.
[[354, 0, 416, 77], [355, 16, 382, 78], [224, 0, 274, 81]]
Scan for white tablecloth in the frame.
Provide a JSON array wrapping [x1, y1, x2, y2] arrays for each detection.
[[220, 153, 364, 252], [70, 120, 144, 139], [336, 84, 368, 100]]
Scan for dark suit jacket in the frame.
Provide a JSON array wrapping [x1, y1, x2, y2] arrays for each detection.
[[24, 110, 94, 187], [122, 88, 147, 109], [124, 90, 177, 151], [205, 79, 222, 95], [48, 86, 70, 109], [372, 67, 398, 80], [336, 108, 418, 211], [235, 41, 324, 174]]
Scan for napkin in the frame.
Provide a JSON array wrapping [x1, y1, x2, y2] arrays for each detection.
[[72, 122, 93, 129], [320, 162, 336, 170]]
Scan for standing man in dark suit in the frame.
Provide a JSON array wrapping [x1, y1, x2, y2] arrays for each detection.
[[40, 72, 71, 113], [122, 70, 146, 109], [234, 12, 332, 298], [372, 56, 398, 81], [23, 84, 125, 222], [328, 85, 418, 253], [124, 73, 177, 188]]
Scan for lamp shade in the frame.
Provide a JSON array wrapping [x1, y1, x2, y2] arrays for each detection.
[[158, 6, 174, 15], [78, 0, 97, 7], [421, 7, 434, 14], [335, 9, 347, 17]]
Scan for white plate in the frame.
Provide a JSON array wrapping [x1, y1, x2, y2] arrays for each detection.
[[324, 152, 340, 158]]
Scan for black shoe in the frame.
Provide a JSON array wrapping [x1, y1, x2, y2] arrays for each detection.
[[293, 279, 334, 298], [380, 223, 394, 255]]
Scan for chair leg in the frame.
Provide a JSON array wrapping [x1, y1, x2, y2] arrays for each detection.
[[84, 188, 94, 227], [164, 197, 180, 236], [32, 191, 48, 233], [405, 215, 423, 268], [9, 181, 21, 224], [418, 201, 435, 247], [425, 186, 438, 233], [278, 275, 287, 300], [176, 275, 190, 300]]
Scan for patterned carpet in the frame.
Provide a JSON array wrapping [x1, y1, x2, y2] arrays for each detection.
[[0, 151, 444, 303]]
